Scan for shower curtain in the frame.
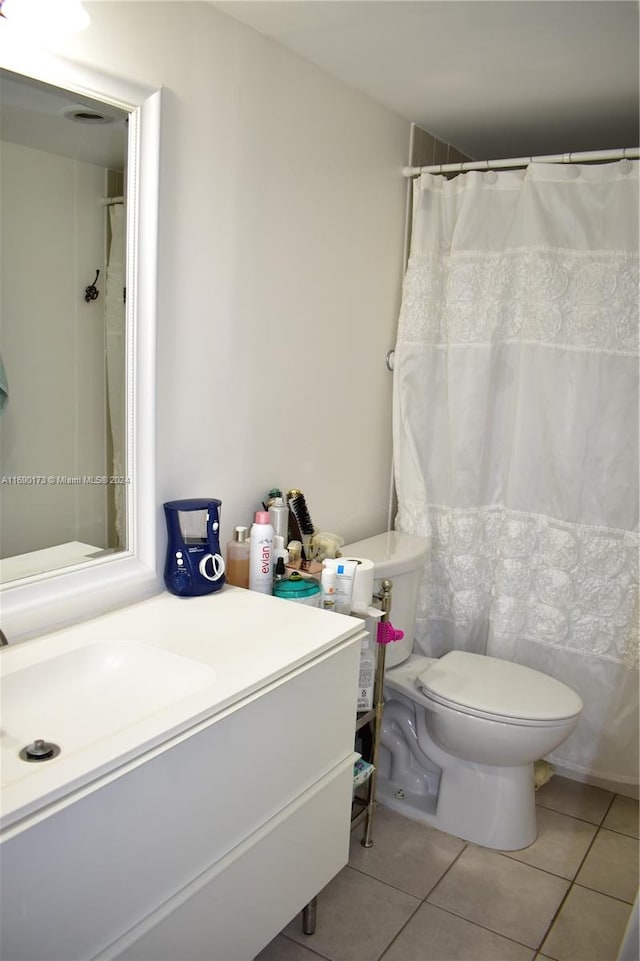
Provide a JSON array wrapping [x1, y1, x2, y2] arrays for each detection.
[[393, 161, 639, 786], [105, 203, 126, 546]]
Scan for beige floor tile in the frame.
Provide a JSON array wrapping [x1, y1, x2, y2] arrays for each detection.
[[348, 805, 466, 898], [541, 884, 633, 961], [380, 902, 535, 961], [427, 845, 569, 948], [282, 866, 419, 961], [603, 795, 640, 838], [576, 828, 640, 903], [503, 806, 598, 879], [536, 776, 613, 824], [255, 934, 327, 961]]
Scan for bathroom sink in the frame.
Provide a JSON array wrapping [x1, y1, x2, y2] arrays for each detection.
[[0, 640, 215, 787]]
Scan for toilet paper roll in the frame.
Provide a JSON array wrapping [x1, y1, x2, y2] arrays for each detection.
[[343, 556, 375, 614]]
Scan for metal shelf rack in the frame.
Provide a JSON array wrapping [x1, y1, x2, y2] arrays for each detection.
[[301, 578, 394, 935], [350, 577, 393, 848]]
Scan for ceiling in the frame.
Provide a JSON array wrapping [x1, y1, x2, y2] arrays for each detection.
[[0, 69, 128, 169], [211, 0, 640, 161]]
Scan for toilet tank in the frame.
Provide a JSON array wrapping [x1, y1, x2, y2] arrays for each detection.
[[340, 531, 428, 668]]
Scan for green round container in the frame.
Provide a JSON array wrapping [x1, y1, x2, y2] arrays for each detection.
[[273, 573, 321, 607]]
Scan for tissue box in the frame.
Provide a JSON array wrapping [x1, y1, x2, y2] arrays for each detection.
[[353, 758, 375, 792]]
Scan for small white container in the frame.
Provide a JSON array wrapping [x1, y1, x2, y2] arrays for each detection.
[[323, 558, 358, 614], [321, 566, 337, 611]]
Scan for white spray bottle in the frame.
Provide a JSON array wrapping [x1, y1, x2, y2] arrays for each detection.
[[268, 496, 289, 541], [249, 511, 274, 593]]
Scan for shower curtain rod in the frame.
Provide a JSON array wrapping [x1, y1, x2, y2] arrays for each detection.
[[402, 146, 640, 177]]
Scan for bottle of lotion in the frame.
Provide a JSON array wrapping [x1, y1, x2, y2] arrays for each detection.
[[321, 565, 337, 611], [249, 511, 274, 593], [225, 525, 250, 588]]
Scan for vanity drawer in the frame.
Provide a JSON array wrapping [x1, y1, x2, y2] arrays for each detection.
[[0, 639, 359, 961], [110, 755, 356, 961]]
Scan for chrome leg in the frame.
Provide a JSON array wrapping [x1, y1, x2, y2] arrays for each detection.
[[301, 896, 317, 935]]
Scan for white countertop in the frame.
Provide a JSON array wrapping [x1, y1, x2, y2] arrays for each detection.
[[0, 587, 364, 834]]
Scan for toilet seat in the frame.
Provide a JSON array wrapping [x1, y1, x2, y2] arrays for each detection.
[[416, 651, 583, 724]]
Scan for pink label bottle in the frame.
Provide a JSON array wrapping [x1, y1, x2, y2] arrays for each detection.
[[249, 511, 274, 593]]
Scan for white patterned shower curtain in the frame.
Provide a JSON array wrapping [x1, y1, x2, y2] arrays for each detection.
[[393, 161, 639, 786]]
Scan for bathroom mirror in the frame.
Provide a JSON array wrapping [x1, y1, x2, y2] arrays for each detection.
[[1, 68, 129, 574], [0, 34, 161, 639]]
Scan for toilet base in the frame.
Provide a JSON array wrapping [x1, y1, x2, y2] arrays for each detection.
[[375, 757, 538, 851]]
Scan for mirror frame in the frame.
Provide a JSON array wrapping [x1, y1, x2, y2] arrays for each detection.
[[0, 31, 161, 641]]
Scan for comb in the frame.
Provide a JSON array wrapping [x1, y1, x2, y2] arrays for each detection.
[[287, 489, 315, 558]]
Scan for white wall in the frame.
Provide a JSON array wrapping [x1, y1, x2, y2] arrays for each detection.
[[0, 140, 108, 556], [51, 1, 410, 562]]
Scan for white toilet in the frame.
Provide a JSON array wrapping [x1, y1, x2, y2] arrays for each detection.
[[341, 531, 583, 851]]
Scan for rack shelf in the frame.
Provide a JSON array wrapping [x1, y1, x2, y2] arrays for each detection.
[[301, 579, 394, 935], [350, 577, 393, 849]]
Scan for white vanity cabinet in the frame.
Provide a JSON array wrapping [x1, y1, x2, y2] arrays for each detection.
[[0, 591, 364, 961]]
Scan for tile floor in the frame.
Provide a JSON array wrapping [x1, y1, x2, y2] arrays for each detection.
[[257, 777, 639, 961]]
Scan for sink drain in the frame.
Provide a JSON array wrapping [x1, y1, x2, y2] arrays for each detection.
[[19, 739, 61, 762]]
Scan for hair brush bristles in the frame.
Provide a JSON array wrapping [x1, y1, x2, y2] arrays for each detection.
[[287, 489, 315, 554]]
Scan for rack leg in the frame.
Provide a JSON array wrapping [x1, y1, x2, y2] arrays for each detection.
[[361, 804, 375, 847], [301, 896, 317, 935], [360, 744, 378, 847], [361, 621, 388, 848]]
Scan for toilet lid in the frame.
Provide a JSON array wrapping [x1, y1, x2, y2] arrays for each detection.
[[416, 651, 583, 721]]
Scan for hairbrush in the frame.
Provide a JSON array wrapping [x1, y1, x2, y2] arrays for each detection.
[[287, 489, 315, 558]]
